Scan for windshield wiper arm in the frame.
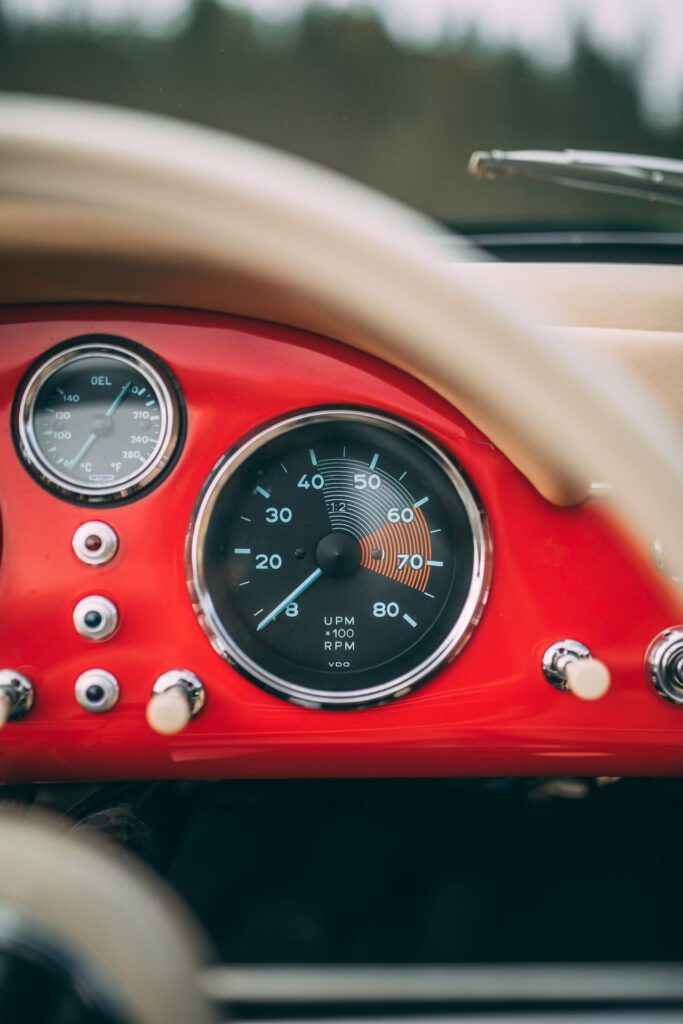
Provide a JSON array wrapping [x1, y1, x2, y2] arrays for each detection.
[[469, 149, 683, 207]]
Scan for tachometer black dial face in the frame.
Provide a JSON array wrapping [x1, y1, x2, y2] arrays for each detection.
[[190, 409, 491, 708], [15, 338, 183, 503]]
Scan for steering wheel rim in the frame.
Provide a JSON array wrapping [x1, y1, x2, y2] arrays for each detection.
[[0, 95, 681, 588], [0, 809, 214, 1024]]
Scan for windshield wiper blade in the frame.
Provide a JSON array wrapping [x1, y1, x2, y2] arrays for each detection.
[[469, 148, 683, 207]]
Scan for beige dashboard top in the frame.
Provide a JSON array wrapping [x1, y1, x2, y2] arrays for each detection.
[[1, 200, 682, 330], [457, 264, 683, 428], [454, 263, 683, 332], [2, 206, 681, 428], [454, 264, 683, 428]]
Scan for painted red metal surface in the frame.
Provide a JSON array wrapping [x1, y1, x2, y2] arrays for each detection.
[[0, 305, 681, 782]]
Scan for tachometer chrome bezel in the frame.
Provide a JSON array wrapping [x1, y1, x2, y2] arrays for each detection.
[[15, 338, 183, 504], [188, 407, 492, 710]]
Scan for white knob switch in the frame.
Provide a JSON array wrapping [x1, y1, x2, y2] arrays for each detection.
[[543, 640, 611, 701], [146, 670, 205, 736], [564, 656, 611, 701], [146, 688, 191, 736], [0, 691, 11, 729]]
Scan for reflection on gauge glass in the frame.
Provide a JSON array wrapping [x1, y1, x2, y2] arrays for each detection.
[[15, 338, 182, 503], [189, 409, 491, 708]]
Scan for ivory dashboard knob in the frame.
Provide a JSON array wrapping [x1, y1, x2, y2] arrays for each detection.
[[146, 687, 191, 736], [146, 670, 205, 736], [564, 656, 611, 701], [543, 640, 611, 701], [0, 670, 35, 725], [0, 690, 11, 729]]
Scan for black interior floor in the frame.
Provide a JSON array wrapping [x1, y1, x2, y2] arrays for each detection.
[[165, 778, 683, 964]]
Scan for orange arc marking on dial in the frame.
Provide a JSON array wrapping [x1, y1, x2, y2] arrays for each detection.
[[358, 508, 432, 591]]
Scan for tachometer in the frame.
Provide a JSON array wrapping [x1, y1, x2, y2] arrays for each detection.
[[15, 337, 183, 503], [190, 409, 490, 708]]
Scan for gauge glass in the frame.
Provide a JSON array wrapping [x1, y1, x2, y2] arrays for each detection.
[[16, 340, 182, 503], [190, 409, 490, 708]]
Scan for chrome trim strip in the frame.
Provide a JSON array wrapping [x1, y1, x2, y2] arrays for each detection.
[[198, 963, 683, 1006]]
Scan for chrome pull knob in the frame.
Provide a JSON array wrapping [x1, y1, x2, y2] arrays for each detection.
[[646, 627, 683, 705], [0, 670, 35, 725], [146, 670, 205, 736], [543, 640, 611, 701]]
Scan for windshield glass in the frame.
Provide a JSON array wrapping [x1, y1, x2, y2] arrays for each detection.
[[1, 0, 683, 230]]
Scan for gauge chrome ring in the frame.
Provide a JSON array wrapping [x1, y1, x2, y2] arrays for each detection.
[[15, 339, 182, 504], [187, 407, 492, 709]]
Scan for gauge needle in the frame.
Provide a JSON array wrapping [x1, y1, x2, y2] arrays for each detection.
[[67, 431, 98, 470], [67, 381, 132, 469], [105, 380, 132, 418], [256, 567, 323, 632]]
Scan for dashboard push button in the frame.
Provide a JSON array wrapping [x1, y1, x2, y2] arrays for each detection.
[[75, 669, 120, 712], [73, 595, 119, 641], [72, 521, 118, 566]]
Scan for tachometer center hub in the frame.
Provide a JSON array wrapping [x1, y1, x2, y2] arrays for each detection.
[[315, 531, 362, 578]]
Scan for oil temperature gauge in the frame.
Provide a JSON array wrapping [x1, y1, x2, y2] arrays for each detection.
[[189, 409, 491, 708], [15, 337, 183, 503]]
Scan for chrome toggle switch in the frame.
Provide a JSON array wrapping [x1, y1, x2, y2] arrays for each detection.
[[543, 640, 611, 701], [0, 670, 34, 726], [646, 626, 683, 705], [146, 670, 205, 736]]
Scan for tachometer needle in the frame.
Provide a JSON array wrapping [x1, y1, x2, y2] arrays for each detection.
[[256, 567, 323, 632]]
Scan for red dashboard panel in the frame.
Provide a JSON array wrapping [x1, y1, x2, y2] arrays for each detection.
[[0, 305, 681, 781]]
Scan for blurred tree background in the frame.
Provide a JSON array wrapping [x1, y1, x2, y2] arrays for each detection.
[[1, 0, 682, 228]]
